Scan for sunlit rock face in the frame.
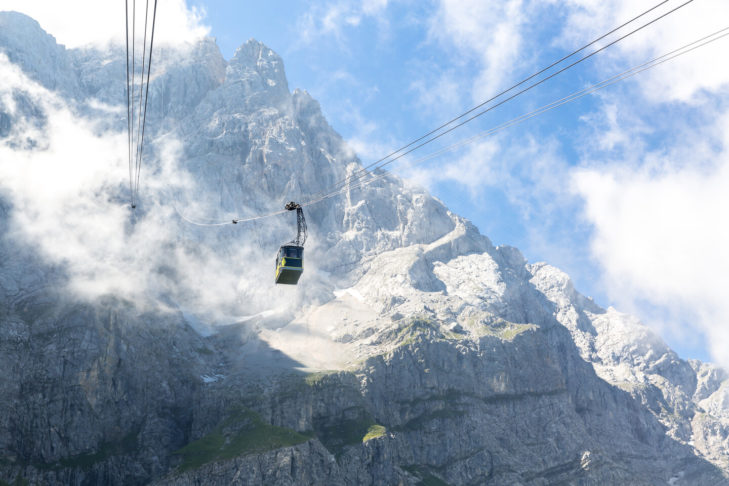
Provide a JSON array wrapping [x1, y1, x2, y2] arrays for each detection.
[[0, 12, 728, 485]]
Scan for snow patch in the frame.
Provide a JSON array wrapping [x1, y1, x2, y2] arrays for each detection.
[[201, 373, 225, 383], [333, 287, 364, 302], [668, 471, 685, 485], [236, 309, 278, 323]]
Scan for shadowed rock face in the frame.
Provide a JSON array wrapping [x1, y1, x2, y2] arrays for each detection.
[[0, 12, 728, 486]]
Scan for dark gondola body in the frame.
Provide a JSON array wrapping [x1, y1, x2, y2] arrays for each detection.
[[275, 202, 307, 285], [275, 244, 304, 285]]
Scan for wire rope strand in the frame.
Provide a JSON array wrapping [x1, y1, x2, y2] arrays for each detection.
[[125, 0, 134, 208], [134, 0, 158, 201], [324, 0, 695, 194], [133, 0, 151, 203], [174, 203, 289, 227], [174, 23, 727, 227], [130, 0, 137, 206], [316, 0, 673, 198], [297, 25, 728, 210], [307, 29, 729, 264]]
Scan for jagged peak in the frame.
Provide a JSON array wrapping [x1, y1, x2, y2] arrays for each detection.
[[0, 11, 78, 94], [224, 38, 289, 99], [232, 38, 279, 59], [229, 39, 283, 71], [0, 11, 48, 36], [0, 11, 62, 52]]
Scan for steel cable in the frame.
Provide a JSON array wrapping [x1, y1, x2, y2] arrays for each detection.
[[174, 26, 728, 227], [134, 0, 158, 201], [314, 0, 676, 199], [317, 0, 696, 198], [125, 0, 158, 208]]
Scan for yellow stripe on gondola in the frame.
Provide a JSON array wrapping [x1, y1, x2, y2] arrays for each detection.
[[275, 257, 304, 285]]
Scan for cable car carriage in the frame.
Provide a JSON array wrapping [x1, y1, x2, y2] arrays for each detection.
[[275, 202, 307, 285], [275, 244, 304, 284]]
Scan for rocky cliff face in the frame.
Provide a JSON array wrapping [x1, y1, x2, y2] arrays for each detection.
[[0, 11, 727, 485]]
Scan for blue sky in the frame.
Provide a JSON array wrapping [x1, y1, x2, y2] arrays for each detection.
[[4, 0, 729, 365]]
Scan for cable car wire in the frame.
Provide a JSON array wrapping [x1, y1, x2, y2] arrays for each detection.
[[173, 25, 728, 227], [320, 0, 696, 197], [135, 0, 158, 202], [175, 0, 689, 224], [125, 0, 158, 209], [325, 26, 729, 200], [172, 203, 289, 227], [315, 0, 679, 198], [125, 0, 133, 206], [133, 0, 150, 204]]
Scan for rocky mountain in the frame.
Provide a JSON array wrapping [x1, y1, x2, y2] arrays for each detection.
[[0, 11, 728, 485]]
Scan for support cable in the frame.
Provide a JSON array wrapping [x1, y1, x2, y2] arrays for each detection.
[[133, 0, 150, 203], [124, 0, 158, 208], [322, 0, 695, 196], [316, 0, 673, 197], [174, 13, 725, 228], [125, 0, 134, 208], [323, 27, 729, 201], [135, 0, 158, 201]]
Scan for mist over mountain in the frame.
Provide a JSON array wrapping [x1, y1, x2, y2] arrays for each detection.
[[0, 11, 728, 485]]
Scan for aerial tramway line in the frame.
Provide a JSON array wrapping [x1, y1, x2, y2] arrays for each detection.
[[125, 0, 158, 210], [126, 0, 726, 285]]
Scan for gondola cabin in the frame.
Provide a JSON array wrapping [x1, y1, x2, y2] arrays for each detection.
[[275, 244, 304, 285]]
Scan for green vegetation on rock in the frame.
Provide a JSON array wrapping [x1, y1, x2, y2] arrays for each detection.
[[474, 317, 536, 341], [394, 317, 444, 347], [26, 428, 140, 472], [58, 429, 139, 470], [174, 408, 311, 472], [195, 346, 214, 355], [362, 424, 386, 442], [314, 408, 381, 455], [304, 370, 338, 386]]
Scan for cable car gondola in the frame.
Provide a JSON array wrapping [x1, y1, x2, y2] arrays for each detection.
[[275, 202, 307, 285]]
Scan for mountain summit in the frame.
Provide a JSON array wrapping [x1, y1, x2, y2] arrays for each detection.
[[0, 12, 727, 485]]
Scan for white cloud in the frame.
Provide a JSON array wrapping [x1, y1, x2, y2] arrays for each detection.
[[427, 0, 529, 103], [409, 71, 464, 118], [557, 0, 729, 102], [0, 54, 174, 298], [572, 111, 729, 368], [401, 129, 571, 219], [548, 1, 729, 367], [0, 52, 285, 324], [341, 107, 394, 164], [402, 138, 500, 197], [426, 0, 729, 109], [1, 0, 209, 48], [385, 0, 544, 210], [296, 0, 391, 46], [406, 0, 573, 207]]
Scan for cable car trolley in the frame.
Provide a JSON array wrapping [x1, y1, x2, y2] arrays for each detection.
[[275, 202, 307, 285]]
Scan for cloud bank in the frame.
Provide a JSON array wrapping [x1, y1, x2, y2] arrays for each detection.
[[391, 0, 729, 365], [572, 110, 729, 368], [1, 0, 209, 48], [0, 50, 294, 332]]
